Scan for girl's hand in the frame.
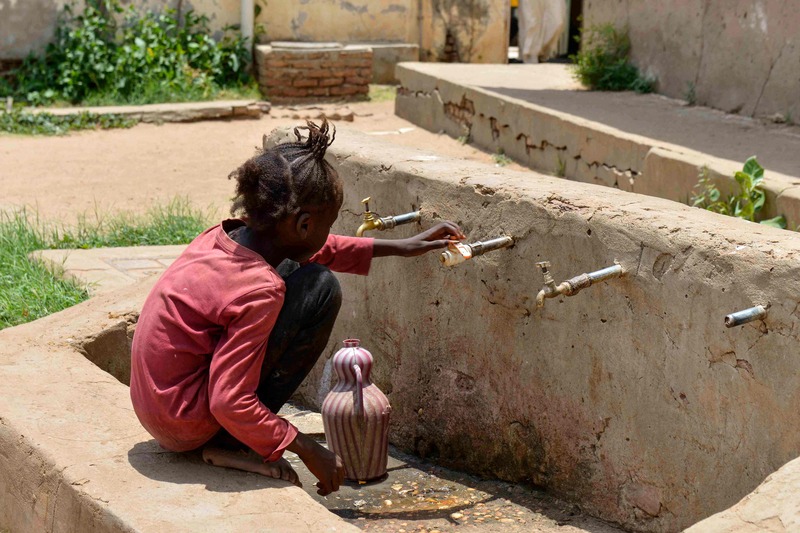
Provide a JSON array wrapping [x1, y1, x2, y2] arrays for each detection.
[[287, 432, 345, 495], [373, 221, 466, 258]]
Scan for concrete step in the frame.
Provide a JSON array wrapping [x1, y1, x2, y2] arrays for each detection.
[[30, 100, 271, 123]]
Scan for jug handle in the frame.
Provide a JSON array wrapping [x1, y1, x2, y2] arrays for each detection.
[[353, 363, 364, 418]]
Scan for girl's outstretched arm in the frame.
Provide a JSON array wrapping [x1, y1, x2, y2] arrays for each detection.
[[373, 221, 465, 258]]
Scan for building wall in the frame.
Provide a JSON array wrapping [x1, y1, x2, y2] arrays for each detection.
[[0, 0, 508, 64], [583, 0, 800, 124]]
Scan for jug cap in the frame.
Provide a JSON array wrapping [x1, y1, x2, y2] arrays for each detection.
[[343, 339, 361, 348]]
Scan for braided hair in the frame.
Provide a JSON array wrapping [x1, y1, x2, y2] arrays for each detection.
[[229, 119, 342, 230]]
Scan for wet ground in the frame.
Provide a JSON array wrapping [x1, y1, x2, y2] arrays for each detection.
[[280, 404, 624, 533]]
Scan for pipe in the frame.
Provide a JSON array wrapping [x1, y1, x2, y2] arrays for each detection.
[[725, 305, 768, 328], [536, 262, 624, 308], [241, 0, 254, 52], [379, 211, 421, 230], [440, 236, 514, 267]]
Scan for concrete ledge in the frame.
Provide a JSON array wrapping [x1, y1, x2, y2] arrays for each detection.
[[31, 245, 186, 296], [0, 279, 358, 533], [395, 62, 800, 228], [686, 455, 800, 532], [264, 126, 800, 532], [30, 100, 271, 123]]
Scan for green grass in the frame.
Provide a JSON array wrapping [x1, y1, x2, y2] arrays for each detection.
[[368, 84, 397, 102], [0, 108, 138, 136], [0, 210, 89, 329], [78, 79, 263, 107], [0, 198, 213, 330]]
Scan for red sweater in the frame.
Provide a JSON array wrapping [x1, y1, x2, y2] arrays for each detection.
[[130, 220, 373, 461]]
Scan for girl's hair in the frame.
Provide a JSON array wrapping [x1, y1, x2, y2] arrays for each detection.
[[229, 119, 341, 230]]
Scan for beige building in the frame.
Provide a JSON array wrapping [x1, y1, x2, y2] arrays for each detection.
[[0, 0, 509, 65]]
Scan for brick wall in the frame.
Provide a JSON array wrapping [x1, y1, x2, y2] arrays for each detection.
[[255, 45, 372, 103]]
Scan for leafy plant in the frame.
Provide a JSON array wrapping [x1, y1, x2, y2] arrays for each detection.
[[685, 81, 697, 106], [0, 107, 137, 135], [492, 151, 512, 167], [571, 24, 654, 93], [368, 84, 397, 103], [690, 157, 787, 228], [2, 0, 252, 106]]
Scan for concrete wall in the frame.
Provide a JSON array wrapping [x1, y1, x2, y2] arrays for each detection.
[[264, 128, 800, 532], [0, 0, 508, 65], [583, 0, 800, 125]]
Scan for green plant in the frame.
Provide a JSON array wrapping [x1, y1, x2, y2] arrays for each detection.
[[0, 108, 137, 135], [555, 157, 566, 177], [690, 157, 787, 228], [571, 24, 654, 93], [368, 84, 397, 103], [3, 0, 252, 106], [492, 151, 512, 167], [0, 198, 213, 329], [457, 134, 470, 145], [685, 81, 697, 106], [0, 209, 88, 329]]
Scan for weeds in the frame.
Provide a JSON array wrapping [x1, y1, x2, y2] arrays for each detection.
[[690, 157, 786, 228], [555, 157, 567, 177], [492, 151, 512, 167], [1, 0, 252, 106], [457, 134, 470, 145], [0, 198, 213, 329], [368, 85, 397, 103], [571, 24, 654, 93], [0, 108, 137, 135], [685, 82, 697, 106]]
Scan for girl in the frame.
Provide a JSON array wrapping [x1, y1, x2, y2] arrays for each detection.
[[130, 120, 464, 495]]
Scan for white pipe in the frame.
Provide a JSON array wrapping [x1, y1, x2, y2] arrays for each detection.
[[241, 0, 254, 51]]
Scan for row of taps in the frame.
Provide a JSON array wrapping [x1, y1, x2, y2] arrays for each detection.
[[354, 197, 768, 329]]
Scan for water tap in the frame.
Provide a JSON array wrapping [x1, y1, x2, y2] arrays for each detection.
[[355, 196, 421, 237]]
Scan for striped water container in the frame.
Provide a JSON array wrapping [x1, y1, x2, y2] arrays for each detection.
[[321, 339, 392, 482]]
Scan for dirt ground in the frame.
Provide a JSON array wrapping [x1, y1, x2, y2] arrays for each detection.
[[0, 100, 525, 225]]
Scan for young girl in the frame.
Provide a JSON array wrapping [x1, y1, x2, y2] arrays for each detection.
[[130, 120, 464, 495]]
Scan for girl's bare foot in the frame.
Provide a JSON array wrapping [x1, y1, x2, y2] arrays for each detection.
[[202, 446, 302, 487]]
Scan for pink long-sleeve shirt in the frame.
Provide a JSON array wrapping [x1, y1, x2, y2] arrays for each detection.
[[130, 219, 373, 461]]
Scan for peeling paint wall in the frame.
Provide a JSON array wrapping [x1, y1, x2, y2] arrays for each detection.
[[583, 0, 800, 124], [1, 0, 508, 65], [256, 0, 419, 45], [258, 0, 508, 63]]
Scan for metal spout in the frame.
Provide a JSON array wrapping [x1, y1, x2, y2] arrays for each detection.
[[725, 305, 768, 328], [355, 196, 420, 237], [440, 236, 513, 267], [536, 262, 624, 308]]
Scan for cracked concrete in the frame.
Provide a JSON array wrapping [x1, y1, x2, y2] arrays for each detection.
[[260, 126, 800, 532], [395, 62, 800, 228], [0, 280, 359, 533]]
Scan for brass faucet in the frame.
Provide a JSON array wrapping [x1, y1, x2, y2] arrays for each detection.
[[355, 197, 421, 237], [535, 261, 565, 307], [356, 197, 382, 237]]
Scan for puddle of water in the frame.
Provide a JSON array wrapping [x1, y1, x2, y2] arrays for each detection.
[[280, 405, 624, 532]]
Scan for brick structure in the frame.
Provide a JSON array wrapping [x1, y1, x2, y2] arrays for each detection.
[[255, 42, 372, 104]]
